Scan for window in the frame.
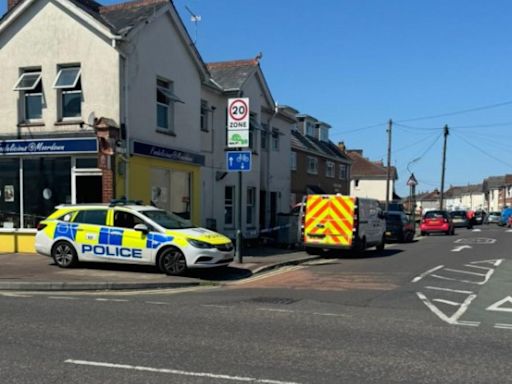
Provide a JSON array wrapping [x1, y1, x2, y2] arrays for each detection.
[[13, 70, 43, 121], [246, 187, 256, 226], [271, 129, 279, 151], [156, 78, 183, 131], [339, 164, 347, 180], [0, 159, 20, 229], [53, 66, 82, 119], [73, 209, 107, 225], [225, 186, 235, 226], [261, 123, 268, 150], [320, 127, 329, 142], [307, 156, 318, 174], [291, 151, 297, 171], [200, 100, 208, 131], [113, 210, 144, 229], [326, 161, 335, 178], [306, 122, 316, 137]]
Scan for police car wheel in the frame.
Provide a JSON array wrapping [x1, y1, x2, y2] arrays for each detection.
[[159, 248, 187, 276], [52, 241, 78, 268]]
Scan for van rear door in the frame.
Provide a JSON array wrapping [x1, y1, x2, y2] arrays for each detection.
[[304, 195, 355, 248]]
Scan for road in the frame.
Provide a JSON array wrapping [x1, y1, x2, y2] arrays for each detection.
[[1, 226, 512, 383]]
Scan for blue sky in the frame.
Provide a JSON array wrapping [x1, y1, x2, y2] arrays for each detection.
[[2, 0, 512, 196]]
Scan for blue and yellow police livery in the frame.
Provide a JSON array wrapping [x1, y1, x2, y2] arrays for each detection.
[[35, 202, 234, 275]]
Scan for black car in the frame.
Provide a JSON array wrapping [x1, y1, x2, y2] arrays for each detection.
[[450, 210, 472, 228], [474, 210, 486, 225], [385, 212, 415, 243]]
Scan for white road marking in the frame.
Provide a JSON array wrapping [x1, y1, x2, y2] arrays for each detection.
[[494, 323, 512, 330], [506, 229, 512, 233], [64, 360, 301, 384], [257, 308, 295, 313], [0, 293, 32, 298], [416, 291, 478, 326], [443, 268, 487, 277], [95, 298, 129, 302], [470, 259, 503, 267], [486, 296, 512, 313], [311, 312, 349, 317], [432, 299, 462, 306], [431, 263, 496, 285], [425, 286, 474, 294], [451, 245, 472, 252], [456, 321, 480, 327], [201, 304, 230, 309], [472, 229, 481, 232], [145, 301, 170, 305], [48, 296, 78, 300], [411, 265, 444, 283]]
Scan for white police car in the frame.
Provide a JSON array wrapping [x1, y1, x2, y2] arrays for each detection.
[[35, 201, 234, 275]]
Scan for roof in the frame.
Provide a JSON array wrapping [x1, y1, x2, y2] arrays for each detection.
[[291, 130, 351, 163], [2, 0, 170, 34], [206, 59, 259, 91], [445, 184, 483, 198], [483, 176, 506, 191], [416, 190, 440, 201], [346, 151, 397, 180]]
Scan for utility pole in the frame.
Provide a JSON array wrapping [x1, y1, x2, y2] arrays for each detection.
[[385, 119, 392, 211], [439, 125, 449, 210]]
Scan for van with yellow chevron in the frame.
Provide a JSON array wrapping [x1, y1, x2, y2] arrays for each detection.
[[300, 194, 386, 254]]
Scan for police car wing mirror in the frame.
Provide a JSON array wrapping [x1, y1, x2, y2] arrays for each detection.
[[134, 224, 149, 234]]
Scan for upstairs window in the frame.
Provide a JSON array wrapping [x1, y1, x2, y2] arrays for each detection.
[[306, 122, 316, 137], [53, 66, 82, 119], [200, 100, 208, 132], [307, 156, 318, 174], [291, 151, 297, 171], [13, 70, 43, 121], [156, 78, 183, 132], [271, 129, 279, 151], [326, 161, 335, 178], [339, 164, 347, 180], [261, 123, 268, 150]]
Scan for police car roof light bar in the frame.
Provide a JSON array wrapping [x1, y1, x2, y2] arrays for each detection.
[[109, 198, 144, 207]]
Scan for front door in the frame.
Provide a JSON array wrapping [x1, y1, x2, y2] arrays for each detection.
[[76, 175, 102, 203]]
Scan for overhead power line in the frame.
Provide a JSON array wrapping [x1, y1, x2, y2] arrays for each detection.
[[452, 131, 512, 169]]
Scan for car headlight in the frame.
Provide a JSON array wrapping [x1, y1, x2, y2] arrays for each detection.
[[187, 238, 214, 249]]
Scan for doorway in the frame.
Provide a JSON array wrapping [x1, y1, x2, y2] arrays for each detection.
[[76, 175, 102, 203]]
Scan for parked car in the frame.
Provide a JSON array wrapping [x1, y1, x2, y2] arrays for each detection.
[[385, 212, 414, 243], [420, 210, 454, 236], [450, 210, 472, 229], [474, 210, 486, 225], [485, 211, 501, 224], [499, 207, 512, 227]]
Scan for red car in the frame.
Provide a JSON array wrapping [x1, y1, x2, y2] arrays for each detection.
[[420, 210, 455, 236]]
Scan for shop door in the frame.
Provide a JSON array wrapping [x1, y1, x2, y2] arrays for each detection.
[[76, 175, 102, 203]]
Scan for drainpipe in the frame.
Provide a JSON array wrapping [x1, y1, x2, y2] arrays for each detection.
[[266, 103, 279, 230]]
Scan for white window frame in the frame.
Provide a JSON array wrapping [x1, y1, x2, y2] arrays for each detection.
[[339, 164, 347, 180], [53, 66, 82, 120], [326, 161, 335, 178], [306, 122, 315, 137], [52, 67, 81, 89], [13, 71, 43, 122], [13, 72, 42, 91], [307, 156, 318, 175]]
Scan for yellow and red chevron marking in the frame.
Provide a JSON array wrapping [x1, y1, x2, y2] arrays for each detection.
[[304, 195, 355, 246]]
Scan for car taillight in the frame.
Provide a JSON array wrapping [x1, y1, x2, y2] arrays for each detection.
[[443, 218, 448, 223], [36, 223, 47, 231]]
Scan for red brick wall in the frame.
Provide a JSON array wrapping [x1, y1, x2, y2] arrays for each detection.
[[102, 169, 113, 203]]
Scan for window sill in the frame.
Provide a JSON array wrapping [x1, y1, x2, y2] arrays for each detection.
[[54, 120, 84, 126], [200, 129, 209, 133], [17, 121, 45, 128], [156, 129, 176, 137]]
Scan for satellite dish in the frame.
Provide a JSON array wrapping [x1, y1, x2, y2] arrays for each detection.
[[87, 112, 96, 128]]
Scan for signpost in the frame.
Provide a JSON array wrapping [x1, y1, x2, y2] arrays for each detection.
[[407, 173, 418, 231], [226, 98, 250, 263]]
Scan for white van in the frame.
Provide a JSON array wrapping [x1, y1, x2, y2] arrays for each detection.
[[301, 194, 386, 254]]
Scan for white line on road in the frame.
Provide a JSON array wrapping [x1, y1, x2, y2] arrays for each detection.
[[201, 304, 230, 309], [494, 323, 512, 330], [257, 308, 295, 313], [95, 298, 129, 302], [443, 268, 486, 277], [432, 299, 462, 306], [48, 296, 78, 300], [506, 229, 512, 233], [0, 293, 32, 298], [145, 301, 170, 305], [311, 312, 349, 318], [451, 245, 472, 252], [416, 291, 478, 326], [64, 359, 301, 384], [472, 229, 481, 232], [425, 286, 474, 294], [411, 265, 444, 283]]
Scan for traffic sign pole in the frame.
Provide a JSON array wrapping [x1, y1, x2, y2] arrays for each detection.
[[236, 169, 243, 263]]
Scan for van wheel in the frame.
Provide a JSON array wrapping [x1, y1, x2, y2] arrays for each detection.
[[376, 235, 385, 251], [305, 246, 320, 255], [353, 237, 366, 254], [52, 241, 78, 268], [159, 247, 187, 276]]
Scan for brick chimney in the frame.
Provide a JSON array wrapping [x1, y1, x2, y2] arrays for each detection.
[[8, 0, 22, 10]]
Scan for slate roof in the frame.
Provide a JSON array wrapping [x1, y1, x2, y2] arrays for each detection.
[[483, 176, 506, 191], [347, 150, 397, 180], [2, 0, 170, 35], [206, 59, 259, 90], [416, 190, 440, 201], [291, 130, 351, 163]]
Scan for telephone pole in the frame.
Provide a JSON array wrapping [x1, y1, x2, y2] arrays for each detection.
[[385, 119, 392, 211], [439, 125, 449, 210]]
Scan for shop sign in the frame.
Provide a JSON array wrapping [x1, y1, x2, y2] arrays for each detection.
[[132, 141, 205, 166], [0, 138, 98, 155]]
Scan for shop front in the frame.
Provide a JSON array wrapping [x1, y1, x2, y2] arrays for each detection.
[[0, 137, 100, 252], [125, 140, 204, 226]]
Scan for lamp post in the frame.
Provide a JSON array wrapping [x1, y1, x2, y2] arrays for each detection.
[[407, 173, 418, 231]]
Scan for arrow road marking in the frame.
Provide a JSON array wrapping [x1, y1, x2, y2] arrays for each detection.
[[451, 245, 472, 252], [416, 291, 479, 326], [487, 296, 512, 313]]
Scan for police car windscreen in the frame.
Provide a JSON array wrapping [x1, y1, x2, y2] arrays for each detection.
[[141, 210, 194, 229]]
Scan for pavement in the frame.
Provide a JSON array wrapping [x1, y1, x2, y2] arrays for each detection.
[[0, 245, 319, 291]]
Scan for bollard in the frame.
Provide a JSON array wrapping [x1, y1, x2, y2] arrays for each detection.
[[235, 229, 243, 263]]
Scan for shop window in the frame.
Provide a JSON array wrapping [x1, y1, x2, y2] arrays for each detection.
[[23, 157, 71, 228], [156, 78, 183, 132], [225, 186, 234, 227], [0, 159, 21, 229], [73, 209, 107, 225], [13, 70, 43, 122], [53, 66, 82, 119], [246, 187, 256, 226]]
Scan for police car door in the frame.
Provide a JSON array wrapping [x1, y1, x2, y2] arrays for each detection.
[[111, 209, 152, 263], [72, 209, 109, 261]]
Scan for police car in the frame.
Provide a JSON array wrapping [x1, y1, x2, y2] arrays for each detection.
[[35, 201, 234, 275]]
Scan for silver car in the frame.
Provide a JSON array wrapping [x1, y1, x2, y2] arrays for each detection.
[[486, 211, 501, 224]]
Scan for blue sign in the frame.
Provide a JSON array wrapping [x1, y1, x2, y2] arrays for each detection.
[[0, 138, 98, 155], [133, 141, 205, 166], [226, 150, 252, 172]]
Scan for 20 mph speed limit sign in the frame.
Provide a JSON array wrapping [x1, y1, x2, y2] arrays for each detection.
[[227, 98, 249, 148]]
